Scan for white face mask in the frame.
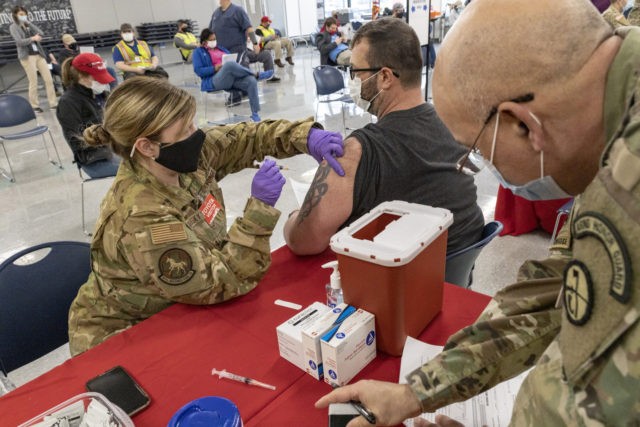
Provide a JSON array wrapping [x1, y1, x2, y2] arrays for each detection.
[[348, 71, 382, 114], [207, 40, 217, 49], [485, 112, 571, 201], [18, 15, 28, 23], [122, 32, 134, 42], [91, 81, 109, 95]]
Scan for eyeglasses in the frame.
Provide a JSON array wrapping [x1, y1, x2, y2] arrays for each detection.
[[456, 93, 535, 175], [348, 67, 400, 80]]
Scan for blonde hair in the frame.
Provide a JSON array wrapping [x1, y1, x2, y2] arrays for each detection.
[[83, 77, 196, 158], [61, 58, 90, 88]]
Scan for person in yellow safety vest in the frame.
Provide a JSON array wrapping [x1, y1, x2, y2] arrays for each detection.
[[112, 23, 169, 80], [255, 16, 294, 68], [174, 19, 198, 63]]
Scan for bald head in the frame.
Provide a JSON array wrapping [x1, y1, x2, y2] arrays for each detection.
[[434, 0, 612, 124]]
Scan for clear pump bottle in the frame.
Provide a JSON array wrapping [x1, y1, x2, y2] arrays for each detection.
[[322, 261, 343, 308]]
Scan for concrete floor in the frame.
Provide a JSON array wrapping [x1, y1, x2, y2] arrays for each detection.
[[0, 46, 551, 389]]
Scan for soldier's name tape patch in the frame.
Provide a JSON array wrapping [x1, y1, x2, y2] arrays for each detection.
[[158, 248, 195, 285], [563, 260, 594, 326], [573, 212, 632, 304]]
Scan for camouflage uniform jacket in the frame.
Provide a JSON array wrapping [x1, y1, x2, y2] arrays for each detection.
[[407, 27, 640, 426], [602, 5, 630, 29], [628, 6, 640, 26], [69, 118, 316, 355]]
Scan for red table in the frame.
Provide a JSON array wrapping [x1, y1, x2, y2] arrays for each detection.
[[0, 247, 491, 426], [495, 185, 571, 236]]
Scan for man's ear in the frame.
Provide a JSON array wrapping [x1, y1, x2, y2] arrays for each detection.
[[133, 137, 159, 159], [378, 67, 396, 90], [498, 101, 545, 152]]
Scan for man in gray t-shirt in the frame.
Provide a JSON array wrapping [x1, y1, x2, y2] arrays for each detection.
[[284, 18, 484, 257]]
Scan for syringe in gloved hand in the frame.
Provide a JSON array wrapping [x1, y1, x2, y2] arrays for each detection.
[[211, 368, 276, 390]]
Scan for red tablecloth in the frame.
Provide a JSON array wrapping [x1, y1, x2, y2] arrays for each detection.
[[0, 247, 491, 426], [495, 185, 571, 236]]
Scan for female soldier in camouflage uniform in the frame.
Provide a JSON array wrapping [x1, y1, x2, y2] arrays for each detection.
[[68, 77, 344, 355]]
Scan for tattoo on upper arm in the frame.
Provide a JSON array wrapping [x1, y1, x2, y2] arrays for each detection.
[[297, 163, 331, 224]]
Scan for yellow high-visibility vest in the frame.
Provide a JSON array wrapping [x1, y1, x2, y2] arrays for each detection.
[[257, 25, 276, 48], [174, 32, 198, 60], [114, 39, 152, 68]]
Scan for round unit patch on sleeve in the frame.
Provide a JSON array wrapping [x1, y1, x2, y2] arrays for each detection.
[[563, 260, 594, 326], [159, 248, 195, 285]]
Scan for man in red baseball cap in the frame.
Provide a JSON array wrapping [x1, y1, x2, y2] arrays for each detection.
[[256, 15, 295, 67]]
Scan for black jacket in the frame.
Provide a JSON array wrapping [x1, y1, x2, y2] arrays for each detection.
[[55, 84, 111, 165], [315, 31, 343, 66]]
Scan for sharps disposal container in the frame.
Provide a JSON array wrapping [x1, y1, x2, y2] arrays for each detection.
[[330, 201, 453, 356]]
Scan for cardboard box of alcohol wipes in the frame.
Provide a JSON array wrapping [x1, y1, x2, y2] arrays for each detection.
[[321, 308, 376, 386], [302, 304, 357, 380], [277, 302, 330, 371]]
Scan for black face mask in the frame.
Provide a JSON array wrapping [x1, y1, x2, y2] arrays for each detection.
[[68, 43, 78, 51], [154, 129, 205, 173], [395, 11, 405, 18]]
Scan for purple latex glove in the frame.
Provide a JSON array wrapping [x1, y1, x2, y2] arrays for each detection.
[[251, 159, 286, 207], [307, 128, 345, 176]]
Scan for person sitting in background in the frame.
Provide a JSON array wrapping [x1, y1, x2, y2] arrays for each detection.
[[56, 53, 119, 178], [285, 18, 484, 257], [67, 77, 345, 355], [602, 0, 630, 28], [58, 34, 118, 91], [627, 0, 640, 23], [174, 19, 198, 63], [316, 17, 351, 66], [320, 10, 341, 31], [256, 16, 294, 67], [112, 23, 169, 80], [9, 5, 57, 112], [193, 28, 273, 122]]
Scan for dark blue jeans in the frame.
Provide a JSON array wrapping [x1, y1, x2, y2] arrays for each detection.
[[212, 62, 259, 114]]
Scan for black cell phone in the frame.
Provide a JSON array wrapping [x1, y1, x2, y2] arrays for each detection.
[[328, 403, 360, 427], [85, 366, 150, 416]]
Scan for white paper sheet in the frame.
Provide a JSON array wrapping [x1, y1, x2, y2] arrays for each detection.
[[399, 337, 530, 427]]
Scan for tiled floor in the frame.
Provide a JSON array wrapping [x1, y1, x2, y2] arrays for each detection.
[[1, 46, 551, 388]]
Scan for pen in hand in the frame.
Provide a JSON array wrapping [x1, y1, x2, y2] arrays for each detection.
[[349, 400, 376, 425]]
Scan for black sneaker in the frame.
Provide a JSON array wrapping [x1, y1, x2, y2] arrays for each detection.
[[33, 107, 44, 113], [266, 76, 281, 83]]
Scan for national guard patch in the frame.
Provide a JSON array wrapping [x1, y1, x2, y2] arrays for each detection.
[[563, 260, 594, 326], [573, 212, 632, 304], [158, 248, 195, 285]]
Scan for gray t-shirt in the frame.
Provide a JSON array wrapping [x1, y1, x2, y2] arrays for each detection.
[[346, 103, 484, 253], [209, 3, 252, 54]]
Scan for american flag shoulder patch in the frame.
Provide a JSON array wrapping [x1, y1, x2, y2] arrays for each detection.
[[149, 222, 188, 245]]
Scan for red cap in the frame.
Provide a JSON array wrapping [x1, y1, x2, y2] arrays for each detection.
[[71, 53, 115, 84], [261, 16, 271, 23]]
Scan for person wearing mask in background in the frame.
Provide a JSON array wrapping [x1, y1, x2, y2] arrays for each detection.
[[285, 19, 483, 257], [316, 17, 351, 66], [317, 0, 640, 425], [68, 77, 345, 355], [174, 19, 198, 63], [256, 16, 295, 67], [112, 23, 169, 80], [602, 0, 630, 28], [627, 0, 640, 24], [58, 34, 118, 91], [391, 2, 406, 18], [9, 5, 58, 112], [56, 53, 119, 179], [193, 29, 273, 122]]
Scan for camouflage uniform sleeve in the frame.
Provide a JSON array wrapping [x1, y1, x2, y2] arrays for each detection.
[[120, 197, 280, 305], [406, 256, 568, 412], [200, 118, 319, 180]]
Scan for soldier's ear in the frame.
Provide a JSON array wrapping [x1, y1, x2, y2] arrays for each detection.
[[132, 138, 160, 159]]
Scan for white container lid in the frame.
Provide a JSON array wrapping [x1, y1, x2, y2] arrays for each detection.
[[330, 201, 453, 267]]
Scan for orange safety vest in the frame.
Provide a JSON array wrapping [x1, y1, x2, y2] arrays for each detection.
[[114, 39, 153, 68]]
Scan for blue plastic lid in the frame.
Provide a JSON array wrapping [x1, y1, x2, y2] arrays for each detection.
[[168, 396, 242, 427]]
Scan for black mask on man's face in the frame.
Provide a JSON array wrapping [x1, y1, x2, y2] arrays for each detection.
[[395, 11, 405, 18], [68, 43, 78, 51], [181, 25, 189, 32]]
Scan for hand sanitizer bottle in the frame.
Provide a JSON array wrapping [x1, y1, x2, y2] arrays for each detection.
[[322, 261, 343, 308]]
